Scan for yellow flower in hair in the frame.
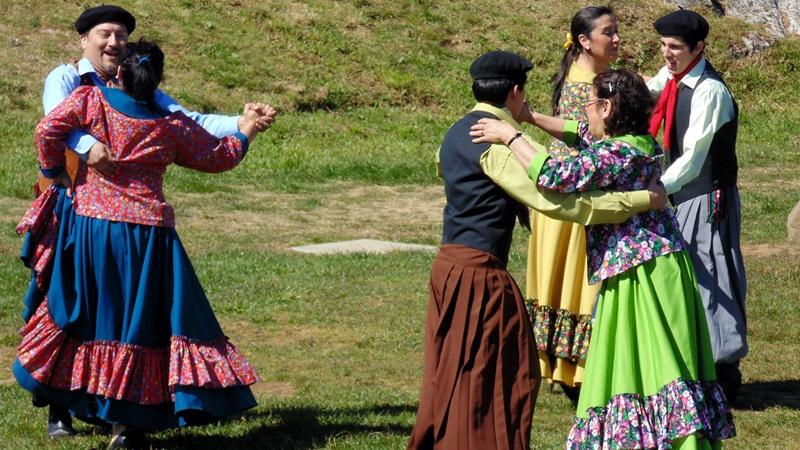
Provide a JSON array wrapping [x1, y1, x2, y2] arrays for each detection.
[[563, 32, 573, 50]]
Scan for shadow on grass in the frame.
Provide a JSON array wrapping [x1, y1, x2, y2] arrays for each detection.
[[154, 403, 417, 449], [735, 380, 800, 411]]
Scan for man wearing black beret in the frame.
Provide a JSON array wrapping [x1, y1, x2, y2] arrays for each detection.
[[407, 50, 667, 450], [647, 9, 747, 404], [37, 4, 272, 195]]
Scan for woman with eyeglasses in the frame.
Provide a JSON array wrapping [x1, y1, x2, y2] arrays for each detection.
[[471, 69, 735, 449], [525, 6, 620, 403], [14, 40, 275, 449]]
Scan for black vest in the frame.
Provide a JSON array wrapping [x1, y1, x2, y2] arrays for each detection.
[[669, 61, 739, 205], [439, 110, 527, 263]]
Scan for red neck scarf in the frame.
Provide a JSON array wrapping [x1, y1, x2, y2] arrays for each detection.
[[649, 53, 703, 151]]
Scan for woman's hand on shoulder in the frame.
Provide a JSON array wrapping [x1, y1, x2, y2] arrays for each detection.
[[470, 118, 517, 145]]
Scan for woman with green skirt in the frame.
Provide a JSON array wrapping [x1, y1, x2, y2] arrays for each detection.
[[470, 68, 735, 448]]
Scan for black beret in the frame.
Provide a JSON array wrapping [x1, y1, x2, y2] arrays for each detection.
[[75, 5, 136, 35], [653, 10, 709, 43], [470, 50, 533, 81]]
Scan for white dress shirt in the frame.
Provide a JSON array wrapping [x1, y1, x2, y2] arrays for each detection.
[[647, 57, 736, 195]]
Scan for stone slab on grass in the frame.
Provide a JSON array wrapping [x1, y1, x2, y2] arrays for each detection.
[[789, 199, 800, 256], [291, 239, 437, 255]]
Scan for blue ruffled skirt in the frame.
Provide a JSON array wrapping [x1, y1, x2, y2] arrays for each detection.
[[14, 187, 258, 430]]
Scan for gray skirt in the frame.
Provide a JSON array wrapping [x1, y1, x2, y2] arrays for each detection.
[[675, 185, 748, 363]]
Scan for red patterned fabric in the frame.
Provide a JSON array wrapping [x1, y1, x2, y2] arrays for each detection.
[[18, 300, 258, 405], [35, 86, 246, 228], [16, 186, 60, 291]]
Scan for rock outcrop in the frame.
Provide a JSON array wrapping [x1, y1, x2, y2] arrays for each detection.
[[664, 0, 800, 37]]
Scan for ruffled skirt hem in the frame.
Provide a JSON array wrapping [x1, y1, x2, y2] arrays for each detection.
[[18, 300, 258, 405], [528, 302, 592, 363], [567, 377, 735, 449]]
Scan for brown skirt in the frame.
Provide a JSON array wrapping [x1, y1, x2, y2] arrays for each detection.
[[408, 244, 540, 450]]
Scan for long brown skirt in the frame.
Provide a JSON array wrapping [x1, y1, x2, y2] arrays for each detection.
[[408, 244, 540, 450]]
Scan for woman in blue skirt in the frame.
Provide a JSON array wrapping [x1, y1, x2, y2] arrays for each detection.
[[14, 40, 276, 448]]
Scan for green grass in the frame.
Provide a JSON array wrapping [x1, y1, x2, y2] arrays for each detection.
[[1, 0, 799, 448]]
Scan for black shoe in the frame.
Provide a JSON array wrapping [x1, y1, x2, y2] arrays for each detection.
[[48, 405, 76, 439], [716, 361, 742, 405], [108, 428, 149, 450], [561, 385, 581, 406], [32, 392, 49, 408]]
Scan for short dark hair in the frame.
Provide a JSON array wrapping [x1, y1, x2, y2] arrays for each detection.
[[472, 76, 526, 107], [681, 35, 703, 52], [662, 34, 703, 52], [119, 39, 164, 111], [593, 69, 653, 136]]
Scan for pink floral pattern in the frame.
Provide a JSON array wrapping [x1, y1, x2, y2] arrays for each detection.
[[528, 302, 592, 362], [537, 122, 686, 283], [17, 300, 258, 405], [567, 377, 736, 449], [35, 86, 246, 228]]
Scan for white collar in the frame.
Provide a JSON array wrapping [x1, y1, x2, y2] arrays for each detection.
[[77, 58, 96, 75], [675, 56, 706, 89]]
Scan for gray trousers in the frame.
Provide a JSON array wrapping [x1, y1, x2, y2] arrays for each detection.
[[675, 185, 748, 364]]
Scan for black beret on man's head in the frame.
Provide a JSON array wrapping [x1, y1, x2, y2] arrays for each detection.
[[75, 5, 136, 34], [653, 9, 709, 43], [470, 50, 533, 81]]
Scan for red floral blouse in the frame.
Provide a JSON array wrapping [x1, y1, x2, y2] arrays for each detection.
[[36, 86, 248, 228]]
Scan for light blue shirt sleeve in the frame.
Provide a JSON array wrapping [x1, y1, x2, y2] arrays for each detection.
[[42, 64, 98, 159], [154, 89, 240, 138]]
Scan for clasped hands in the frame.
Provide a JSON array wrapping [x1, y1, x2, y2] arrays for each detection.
[[84, 101, 278, 179], [239, 102, 277, 133]]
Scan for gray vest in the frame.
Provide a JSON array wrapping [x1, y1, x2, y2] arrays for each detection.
[[669, 61, 739, 205]]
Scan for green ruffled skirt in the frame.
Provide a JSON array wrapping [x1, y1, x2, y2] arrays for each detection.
[[567, 250, 735, 449]]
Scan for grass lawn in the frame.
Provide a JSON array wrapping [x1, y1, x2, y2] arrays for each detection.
[[1, 1, 799, 448]]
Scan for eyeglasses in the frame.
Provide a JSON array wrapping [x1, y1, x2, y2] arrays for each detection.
[[582, 98, 606, 110]]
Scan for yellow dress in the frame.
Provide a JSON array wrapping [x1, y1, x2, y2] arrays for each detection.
[[527, 64, 597, 387]]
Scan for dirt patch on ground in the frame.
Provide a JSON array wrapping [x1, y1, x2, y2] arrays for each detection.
[[0, 196, 30, 220], [741, 243, 786, 258], [172, 182, 444, 252], [262, 324, 360, 351], [738, 167, 800, 190], [250, 381, 295, 398], [0, 346, 18, 386], [739, 178, 800, 190]]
